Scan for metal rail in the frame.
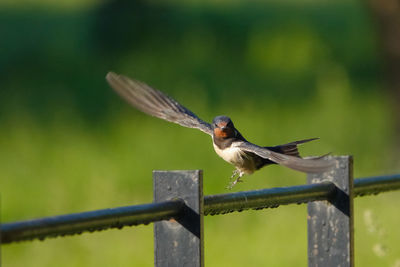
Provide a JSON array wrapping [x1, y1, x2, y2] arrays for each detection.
[[354, 174, 400, 196], [1, 200, 184, 244], [204, 181, 336, 215], [2, 174, 400, 244]]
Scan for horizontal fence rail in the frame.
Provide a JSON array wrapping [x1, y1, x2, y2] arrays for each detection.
[[204, 181, 336, 215], [354, 174, 400, 196], [2, 174, 400, 245], [1, 200, 185, 244]]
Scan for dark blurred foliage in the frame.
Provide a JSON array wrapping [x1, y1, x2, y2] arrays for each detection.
[[2, 2, 399, 266], [368, 0, 400, 148], [0, 0, 380, 123]]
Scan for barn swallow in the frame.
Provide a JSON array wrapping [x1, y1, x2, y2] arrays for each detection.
[[106, 72, 334, 188]]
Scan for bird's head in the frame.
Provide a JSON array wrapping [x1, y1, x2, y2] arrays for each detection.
[[212, 115, 236, 139]]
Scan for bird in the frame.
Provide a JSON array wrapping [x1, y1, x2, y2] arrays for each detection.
[[106, 72, 334, 188]]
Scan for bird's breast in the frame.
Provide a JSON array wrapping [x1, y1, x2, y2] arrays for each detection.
[[213, 143, 242, 163], [212, 142, 256, 174]]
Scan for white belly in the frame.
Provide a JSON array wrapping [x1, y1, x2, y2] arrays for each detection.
[[213, 142, 256, 174]]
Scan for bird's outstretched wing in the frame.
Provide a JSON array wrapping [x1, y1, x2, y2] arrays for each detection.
[[238, 142, 335, 173], [106, 72, 213, 136]]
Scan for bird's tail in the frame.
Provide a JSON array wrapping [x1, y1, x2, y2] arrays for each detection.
[[265, 138, 319, 158]]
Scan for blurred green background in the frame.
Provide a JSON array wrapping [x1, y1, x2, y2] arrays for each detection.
[[1, 0, 400, 266]]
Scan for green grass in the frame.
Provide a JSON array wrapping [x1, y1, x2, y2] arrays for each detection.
[[1, 1, 399, 266], [1, 83, 399, 266]]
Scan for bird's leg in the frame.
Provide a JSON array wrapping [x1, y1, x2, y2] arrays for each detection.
[[232, 172, 244, 184], [226, 171, 244, 190], [230, 169, 239, 180]]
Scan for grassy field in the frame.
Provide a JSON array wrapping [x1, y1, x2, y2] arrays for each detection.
[[2, 87, 400, 266], [1, 1, 400, 266]]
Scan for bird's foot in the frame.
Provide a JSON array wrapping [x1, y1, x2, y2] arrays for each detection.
[[226, 173, 244, 190], [230, 170, 239, 180]]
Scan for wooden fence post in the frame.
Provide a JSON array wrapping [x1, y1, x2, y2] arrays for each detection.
[[153, 170, 204, 267], [307, 156, 354, 267]]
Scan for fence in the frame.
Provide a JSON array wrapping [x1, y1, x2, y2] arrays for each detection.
[[2, 156, 400, 266]]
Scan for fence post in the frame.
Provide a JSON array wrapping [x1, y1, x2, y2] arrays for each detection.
[[307, 156, 354, 267], [153, 170, 204, 267]]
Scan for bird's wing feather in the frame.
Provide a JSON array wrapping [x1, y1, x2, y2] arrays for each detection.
[[106, 72, 213, 136], [237, 142, 335, 173], [266, 138, 320, 157]]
